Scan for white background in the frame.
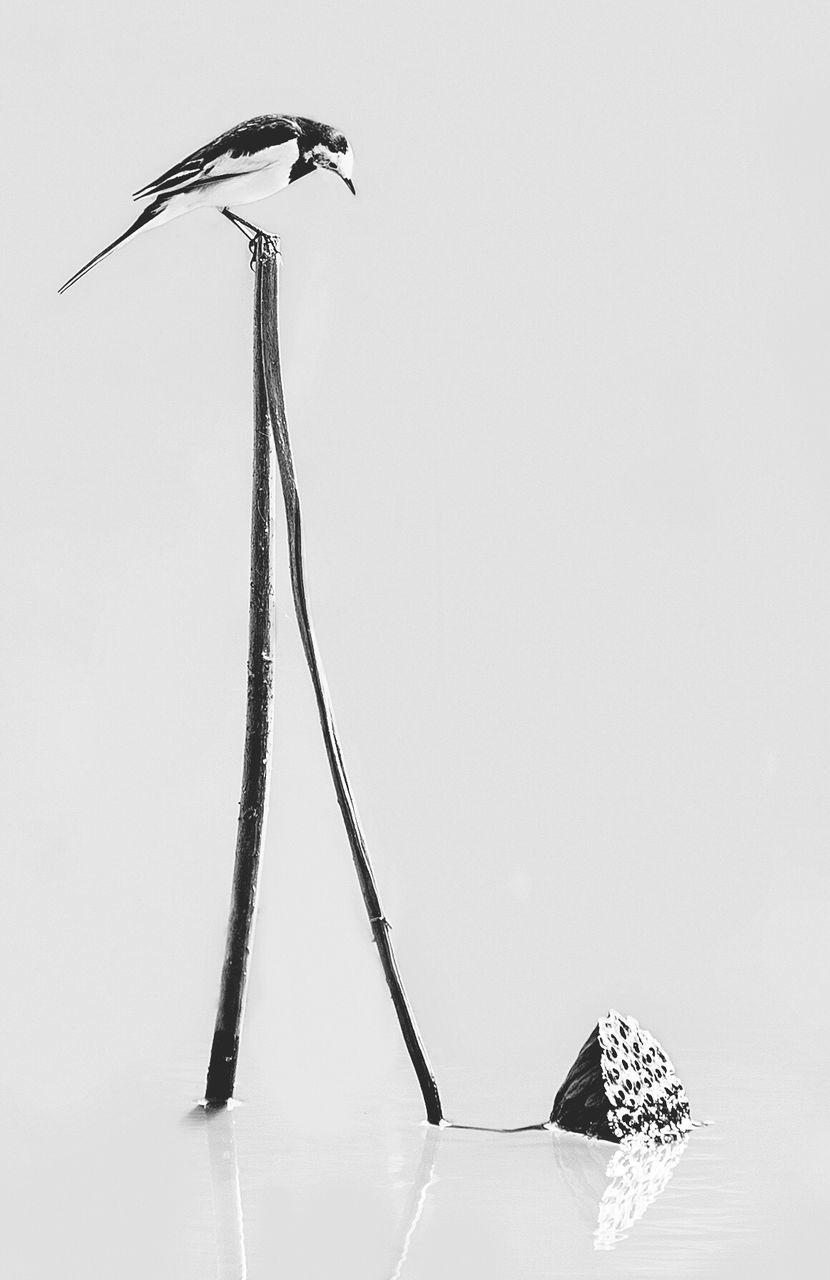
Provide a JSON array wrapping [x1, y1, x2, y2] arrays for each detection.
[[2, 2, 828, 1275]]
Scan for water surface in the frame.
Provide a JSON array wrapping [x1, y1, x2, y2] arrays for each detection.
[[5, 1044, 824, 1277]]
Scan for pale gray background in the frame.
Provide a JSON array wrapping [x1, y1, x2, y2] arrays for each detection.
[[2, 2, 828, 1276]]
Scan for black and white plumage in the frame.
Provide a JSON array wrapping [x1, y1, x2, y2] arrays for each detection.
[[59, 114, 355, 294]]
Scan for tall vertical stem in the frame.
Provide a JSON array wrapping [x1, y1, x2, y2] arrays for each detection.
[[205, 236, 276, 1104], [255, 233, 444, 1124]]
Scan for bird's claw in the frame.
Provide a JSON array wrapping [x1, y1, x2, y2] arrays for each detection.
[[220, 208, 280, 269], [250, 233, 281, 272]]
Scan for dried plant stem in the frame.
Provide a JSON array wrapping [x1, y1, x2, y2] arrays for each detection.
[[254, 232, 444, 1125], [204, 236, 277, 1105]]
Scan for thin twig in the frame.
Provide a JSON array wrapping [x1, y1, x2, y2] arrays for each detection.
[[254, 232, 444, 1124], [204, 236, 277, 1104]]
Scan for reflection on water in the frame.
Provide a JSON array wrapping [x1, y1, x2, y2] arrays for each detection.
[[4, 1046, 798, 1276], [594, 1137, 689, 1249], [200, 1110, 444, 1280], [550, 1128, 689, 1252], [180, 1061, 754, 1280], [199, 1109, 699, 1279], [388, 1127, 440, 1280], [203, 1108, 246, 1280]]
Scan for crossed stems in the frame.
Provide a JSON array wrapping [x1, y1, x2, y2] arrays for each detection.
[[217, 232, 444, 1124]]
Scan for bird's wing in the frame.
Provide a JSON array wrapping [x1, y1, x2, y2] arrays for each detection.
[[133, 115, 303, 200]]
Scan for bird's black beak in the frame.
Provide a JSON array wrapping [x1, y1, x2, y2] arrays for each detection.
[[343, 178, 356, 195]]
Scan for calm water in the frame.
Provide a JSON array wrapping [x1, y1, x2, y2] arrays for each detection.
[[5, 1043, 824, 1277]]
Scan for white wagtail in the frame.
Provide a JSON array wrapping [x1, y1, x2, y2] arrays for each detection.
[[59, 114, 355, 294]]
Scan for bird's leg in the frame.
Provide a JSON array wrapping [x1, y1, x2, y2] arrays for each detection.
[[220, 208, 270, 239], [220, 209, 280, 271]]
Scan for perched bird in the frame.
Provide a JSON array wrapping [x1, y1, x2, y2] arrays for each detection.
[[59, 114, 355, 294]]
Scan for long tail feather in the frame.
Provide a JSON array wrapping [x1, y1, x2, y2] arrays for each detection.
[[58, 201, 166, 295]]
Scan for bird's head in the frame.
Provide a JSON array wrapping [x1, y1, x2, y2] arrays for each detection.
[[299, 121, 355, 194]]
